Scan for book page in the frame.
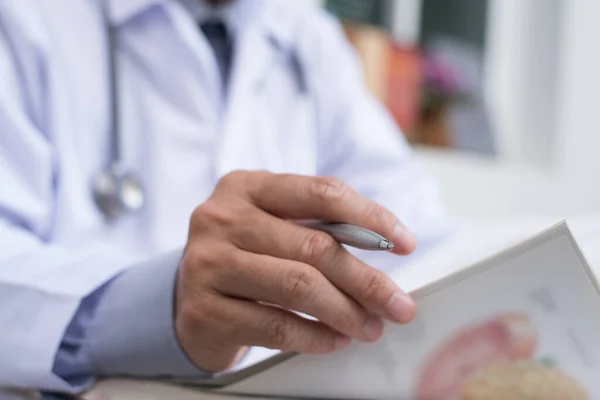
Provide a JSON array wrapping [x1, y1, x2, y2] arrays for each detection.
[[217, 222, 600, 399]]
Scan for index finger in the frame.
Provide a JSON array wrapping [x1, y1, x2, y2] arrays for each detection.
[[246, 173, 416, 255]]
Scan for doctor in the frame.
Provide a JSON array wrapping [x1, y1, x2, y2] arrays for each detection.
[[0, 0, 444, 394]]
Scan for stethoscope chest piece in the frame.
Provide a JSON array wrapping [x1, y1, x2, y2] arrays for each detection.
[[92, 163, 145, 221]]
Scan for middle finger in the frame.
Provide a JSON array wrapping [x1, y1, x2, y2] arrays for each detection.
[[230, 210, 416, 324], [211, 249, 384, 342]]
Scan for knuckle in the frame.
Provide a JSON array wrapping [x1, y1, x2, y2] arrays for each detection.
[[283, 267, 320, 308], [265, 314, 293, 348], [309, 332, 336, 353], [220, 170, 247, 186], [217, 170, 269, 192], [194, 200, 237, 228], [185, 246, 222, 270], [362, 270, 389, 304], [300, 231, 337, 264], [310, 176, 350, 203], [336, 309, 359, 333], [190, 204, 209, 231], [364, 202, 388, 228]]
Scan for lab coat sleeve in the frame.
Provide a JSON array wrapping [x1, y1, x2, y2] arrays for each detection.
[[0, 19, 120, 392], [53, 250, 207, 390], [0, 15, 160, 393], [0, 17, 207, 392], [309, 12, 449, 246]]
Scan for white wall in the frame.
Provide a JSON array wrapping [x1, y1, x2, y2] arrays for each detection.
[[484, 0, 562, 167], [555, 0, 600, 205], [421, 1, 600, 218]]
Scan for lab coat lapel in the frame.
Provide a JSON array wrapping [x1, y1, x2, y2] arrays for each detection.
[[215, 24, 281, 178], [215, 5, 317, 180]]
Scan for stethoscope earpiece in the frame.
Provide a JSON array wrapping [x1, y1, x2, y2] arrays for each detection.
[[92, 163, 145, 221]]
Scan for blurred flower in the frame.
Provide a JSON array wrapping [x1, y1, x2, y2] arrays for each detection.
[[424, 53, 461, 94], [420, 51, 470, 116]]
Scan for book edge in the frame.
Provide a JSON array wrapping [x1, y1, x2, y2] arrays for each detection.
[[408, 220, 571, 300]]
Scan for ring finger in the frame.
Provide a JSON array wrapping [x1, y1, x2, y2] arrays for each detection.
[[211, 249, 384, 342], [204, 295, 353, 354]]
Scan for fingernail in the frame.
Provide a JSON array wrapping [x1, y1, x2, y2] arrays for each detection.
[[387, 291, 415, 323], [334, 335, 352, 350], [363, 315, 384, 341], [393, 223, 417, 254]]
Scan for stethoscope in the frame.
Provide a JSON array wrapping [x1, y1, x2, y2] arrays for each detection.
[[92, 0, 310, 222], [92, 0, 145, 221]]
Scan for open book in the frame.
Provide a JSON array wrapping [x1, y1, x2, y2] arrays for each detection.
[[86, 221, 600, 400]]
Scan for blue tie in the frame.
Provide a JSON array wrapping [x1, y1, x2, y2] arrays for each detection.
[[200, 19, 233, 89]]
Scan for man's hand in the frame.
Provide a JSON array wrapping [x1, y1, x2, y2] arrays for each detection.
[[175, 171, 417, 372]]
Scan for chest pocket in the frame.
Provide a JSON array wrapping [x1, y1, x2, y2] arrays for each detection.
[[251, 55, 317, 176]]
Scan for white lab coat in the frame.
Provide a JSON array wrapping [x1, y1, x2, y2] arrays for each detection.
[[0, 0, 444, 392]]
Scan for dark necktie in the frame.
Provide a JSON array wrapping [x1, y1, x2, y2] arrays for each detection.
[[200, 19, 233, 90]]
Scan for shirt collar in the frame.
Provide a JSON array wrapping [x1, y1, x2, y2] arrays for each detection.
[[176, 0, 255, 38], [103, 0, 167, 26], [103, 0, 297, 52]]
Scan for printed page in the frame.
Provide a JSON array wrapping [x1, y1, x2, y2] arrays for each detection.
[[217, 222, 600, 399]]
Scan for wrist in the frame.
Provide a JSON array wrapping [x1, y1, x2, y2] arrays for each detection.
[[84, 249, 209, 378]]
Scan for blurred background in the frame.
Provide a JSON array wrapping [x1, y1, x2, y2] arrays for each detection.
[[305, 0, 600, 220]]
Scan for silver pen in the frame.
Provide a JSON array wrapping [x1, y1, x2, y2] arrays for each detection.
[[298, 221, 395, 251]]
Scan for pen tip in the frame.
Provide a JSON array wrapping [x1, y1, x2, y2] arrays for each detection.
[[387, 242, 395, 251]]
